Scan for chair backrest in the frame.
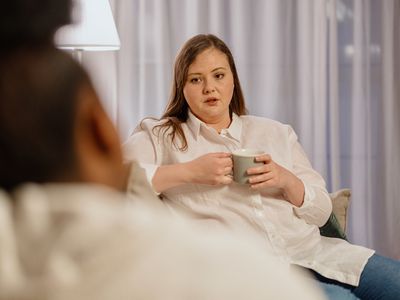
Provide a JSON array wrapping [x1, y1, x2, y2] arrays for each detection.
[[319, 188, 351, 239], [330, 188, 351, 232]]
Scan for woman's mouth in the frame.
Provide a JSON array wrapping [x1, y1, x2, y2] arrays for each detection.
[[205, 97, 218, 104]]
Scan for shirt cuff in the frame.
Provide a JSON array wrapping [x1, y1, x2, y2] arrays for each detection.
[[293, 181, 332, 227], [294, 182, 315, 214], [139, 162, 161, 195]]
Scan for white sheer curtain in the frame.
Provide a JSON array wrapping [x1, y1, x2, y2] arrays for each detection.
[[335, 0, 400, 258], [84, 0, 399, 259]]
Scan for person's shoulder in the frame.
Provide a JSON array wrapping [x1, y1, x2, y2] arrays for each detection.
[[133, 117, 180, 137], [134, 117, 165, 132], [124, 118, 167, 144], [2, 184, 325, 300], [240, 115, 290, 130], [8, 182, 171, 248], [239, 115, 297, 141]]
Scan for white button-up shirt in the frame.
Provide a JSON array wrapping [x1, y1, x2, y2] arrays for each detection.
[[123, 112, 374, 286]]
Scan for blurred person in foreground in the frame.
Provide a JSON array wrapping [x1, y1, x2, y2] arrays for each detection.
[[0, 1, 326, 299]]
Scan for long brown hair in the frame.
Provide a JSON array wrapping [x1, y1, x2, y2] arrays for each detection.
[[152, 34, 247, 151]]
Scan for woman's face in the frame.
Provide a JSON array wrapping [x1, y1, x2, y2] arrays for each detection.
[[183, 48, 234, 130]]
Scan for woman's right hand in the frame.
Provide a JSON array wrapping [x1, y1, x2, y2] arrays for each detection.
[[185, 152, 233, 185], [152, 152, 232, 193]]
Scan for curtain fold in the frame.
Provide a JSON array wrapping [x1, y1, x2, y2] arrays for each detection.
[[84, 0, 399, 259], [348, 0, 373, 249], [327, 0, 341, 192], [381, 0, 400, 257]]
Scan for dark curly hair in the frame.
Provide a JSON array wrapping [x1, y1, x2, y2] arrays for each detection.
[[0, 0, 72, 49], [0, 0, 79, 190], [0, 47, 92, 191]]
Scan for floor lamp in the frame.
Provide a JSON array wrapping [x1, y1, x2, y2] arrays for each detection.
[[54, 0, 120, 62]]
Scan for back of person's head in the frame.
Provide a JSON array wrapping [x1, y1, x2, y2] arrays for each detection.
[[0, 0, 72, 49], [0, 0, 74, 191], [0, 47, 126, 192], [0, 47, 92, 190], [0, 0, 126, 191]]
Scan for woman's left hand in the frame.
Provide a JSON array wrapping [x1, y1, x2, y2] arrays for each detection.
[[246, 154, 305, 207], [246, 154, 288, 189]]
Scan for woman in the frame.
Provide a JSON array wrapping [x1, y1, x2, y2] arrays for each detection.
[[124, 34, 400, 299]]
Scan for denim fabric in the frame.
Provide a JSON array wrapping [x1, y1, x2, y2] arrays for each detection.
[[313, 254, 400, 300], [353, 254, 400, 300], [318, 282, 360, 300]]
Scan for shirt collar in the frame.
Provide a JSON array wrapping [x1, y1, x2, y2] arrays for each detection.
[[186, 110, 243, 142], [223, 113, 242, 142], [187, 110, 202, 138]]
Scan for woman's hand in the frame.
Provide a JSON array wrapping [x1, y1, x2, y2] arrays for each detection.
[[246, 154, 305, 207], [152, 152, 232, 193], [186, 152, 233, 185]]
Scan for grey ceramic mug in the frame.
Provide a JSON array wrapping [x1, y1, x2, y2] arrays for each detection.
[[232, 149, 265, 184]]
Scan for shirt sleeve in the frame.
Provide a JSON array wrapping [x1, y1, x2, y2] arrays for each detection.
[[122, 126, 161, 193], [286, 126, 332, 227], [126, 161, 161, 200]]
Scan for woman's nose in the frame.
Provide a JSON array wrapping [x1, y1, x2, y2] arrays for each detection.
[[203, 80, 215, 94]]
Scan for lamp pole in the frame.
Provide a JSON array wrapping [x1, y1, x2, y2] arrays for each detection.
[[72, 49, 83, 64]]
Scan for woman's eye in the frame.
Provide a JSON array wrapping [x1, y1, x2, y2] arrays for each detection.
[[190, 78, 201, 84], [215, 73, 225, 79]]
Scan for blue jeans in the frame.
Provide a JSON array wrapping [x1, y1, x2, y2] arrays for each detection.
[[318, 282, 360, 300], [312, 254, 400, 300]]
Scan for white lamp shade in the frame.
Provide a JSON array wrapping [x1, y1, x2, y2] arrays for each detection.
[[55, 0, 120, 51]]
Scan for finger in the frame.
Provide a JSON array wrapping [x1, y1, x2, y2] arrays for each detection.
[[250, 181, 270, 189], [213, 152, 232, 158], [220, 175, 233, 185], [249, 175, 276, 188], [255, 154, 271, 163], [221, 157, 233, 167], [247, 164, 271, 175], [248, 175, 263, 185], [223, 166, 233, 174], [248, 172, 274, 184]]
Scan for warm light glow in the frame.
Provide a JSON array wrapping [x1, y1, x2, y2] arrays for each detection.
[[55, 0, 120, 51]]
